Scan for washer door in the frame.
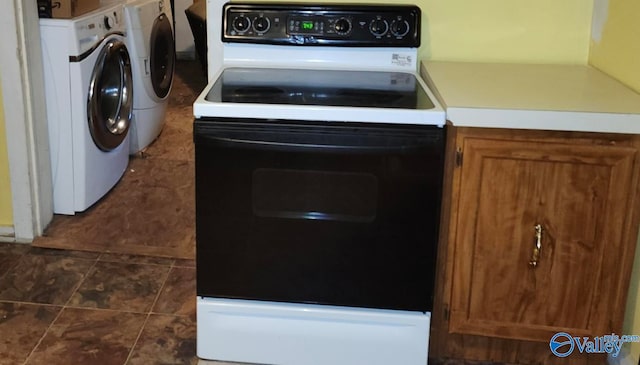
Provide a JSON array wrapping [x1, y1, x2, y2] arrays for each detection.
[[88, 39, 133, 151], [150, 13, 175, 99]]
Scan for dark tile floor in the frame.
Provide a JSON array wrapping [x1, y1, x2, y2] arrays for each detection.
[[7, 60, 508, 364], [3, 61, 206, 363], [1, 241, 510, 365], [0, 242, 197, 365]]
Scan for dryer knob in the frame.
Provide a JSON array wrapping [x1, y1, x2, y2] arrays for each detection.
[[104, 15, 115, 30]]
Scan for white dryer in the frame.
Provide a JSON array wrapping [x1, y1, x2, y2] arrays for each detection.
[[40, 3, 134, 215], [124, 0, 175, 154]]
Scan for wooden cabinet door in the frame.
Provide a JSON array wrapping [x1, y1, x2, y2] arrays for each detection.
[[450, 133, 638, 342]]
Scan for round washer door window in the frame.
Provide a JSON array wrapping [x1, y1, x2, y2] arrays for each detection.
[[88, 39, 133, 151], [150, 13, 175, 99]]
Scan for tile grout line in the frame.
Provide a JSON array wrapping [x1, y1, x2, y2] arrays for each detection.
[[123, 264, 174, 365], [97, 257, 177, 267], [123, 311, 153, 365], [21, 254, 102, 365], [21, 309, 65, 365], [0, 299, 63, 308]]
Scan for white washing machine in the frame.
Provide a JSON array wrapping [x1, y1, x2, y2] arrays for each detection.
[[40, 3, 134, 215], [123, 0, 175, 154]]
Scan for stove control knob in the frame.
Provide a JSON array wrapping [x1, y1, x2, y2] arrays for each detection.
[[334, 17, 352, 35], [391, 19, 411, 37], [232, 16, 251, 33], [253, 16, 270, 33], [369, 18, 389, 37]]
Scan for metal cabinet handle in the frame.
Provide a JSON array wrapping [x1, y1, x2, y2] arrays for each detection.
[[529, 224, 543, 268]]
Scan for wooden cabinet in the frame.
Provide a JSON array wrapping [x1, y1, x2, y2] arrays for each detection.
[[431, 127, 640, 364]]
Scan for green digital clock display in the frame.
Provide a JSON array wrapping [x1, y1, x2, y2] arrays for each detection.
[[289, 17, 321, 35]]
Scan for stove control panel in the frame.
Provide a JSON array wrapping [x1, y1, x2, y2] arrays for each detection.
[[222, 3, 420, 47]]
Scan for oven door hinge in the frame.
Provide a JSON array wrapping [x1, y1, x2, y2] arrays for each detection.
[[455, 148, 463, 167]]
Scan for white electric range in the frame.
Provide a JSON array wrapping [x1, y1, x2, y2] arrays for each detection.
[[193, 2, 445, 125], [193, 2, 446, 365]]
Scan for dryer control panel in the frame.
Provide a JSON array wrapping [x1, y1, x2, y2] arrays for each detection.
[[222, 3, 420, 47], [71, 5, 126, 55]]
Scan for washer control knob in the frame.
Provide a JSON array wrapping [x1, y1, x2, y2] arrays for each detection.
[[334, 17, 352, 35], [232, 16, 251, 33], [369, 18, 389, 37], [253, 16, 270, 33], [390, 19, 411, 37], [103, 14, 115, 30]]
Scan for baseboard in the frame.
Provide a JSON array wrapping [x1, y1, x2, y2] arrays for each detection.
[[0, 226, 15, 242], [608, 347, 636, 365]]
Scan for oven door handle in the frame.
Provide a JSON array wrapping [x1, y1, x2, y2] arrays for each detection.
[[196, 134, 430, 154]]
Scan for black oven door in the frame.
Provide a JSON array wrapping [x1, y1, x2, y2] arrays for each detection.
[[194, 119, 445, 312]]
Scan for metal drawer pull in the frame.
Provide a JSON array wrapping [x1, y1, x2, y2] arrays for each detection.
[[529, 224, 543, 268]]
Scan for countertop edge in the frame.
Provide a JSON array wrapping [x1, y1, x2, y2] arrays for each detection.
[[420, 61, 640, 135], [446, 107, 640, 135]]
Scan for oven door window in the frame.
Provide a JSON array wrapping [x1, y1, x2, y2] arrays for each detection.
[[194, 120, 445, 312], [252, 168, 378, 223]]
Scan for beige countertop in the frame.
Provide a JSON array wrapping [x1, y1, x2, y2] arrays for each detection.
[[421, 61, 640, 134]]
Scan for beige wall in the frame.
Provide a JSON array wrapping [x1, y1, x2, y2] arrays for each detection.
[[417, 0, 593, 64], [0, 75, 13, 226], [589, 0, 640, 92], [587, 0, 640, 361]]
